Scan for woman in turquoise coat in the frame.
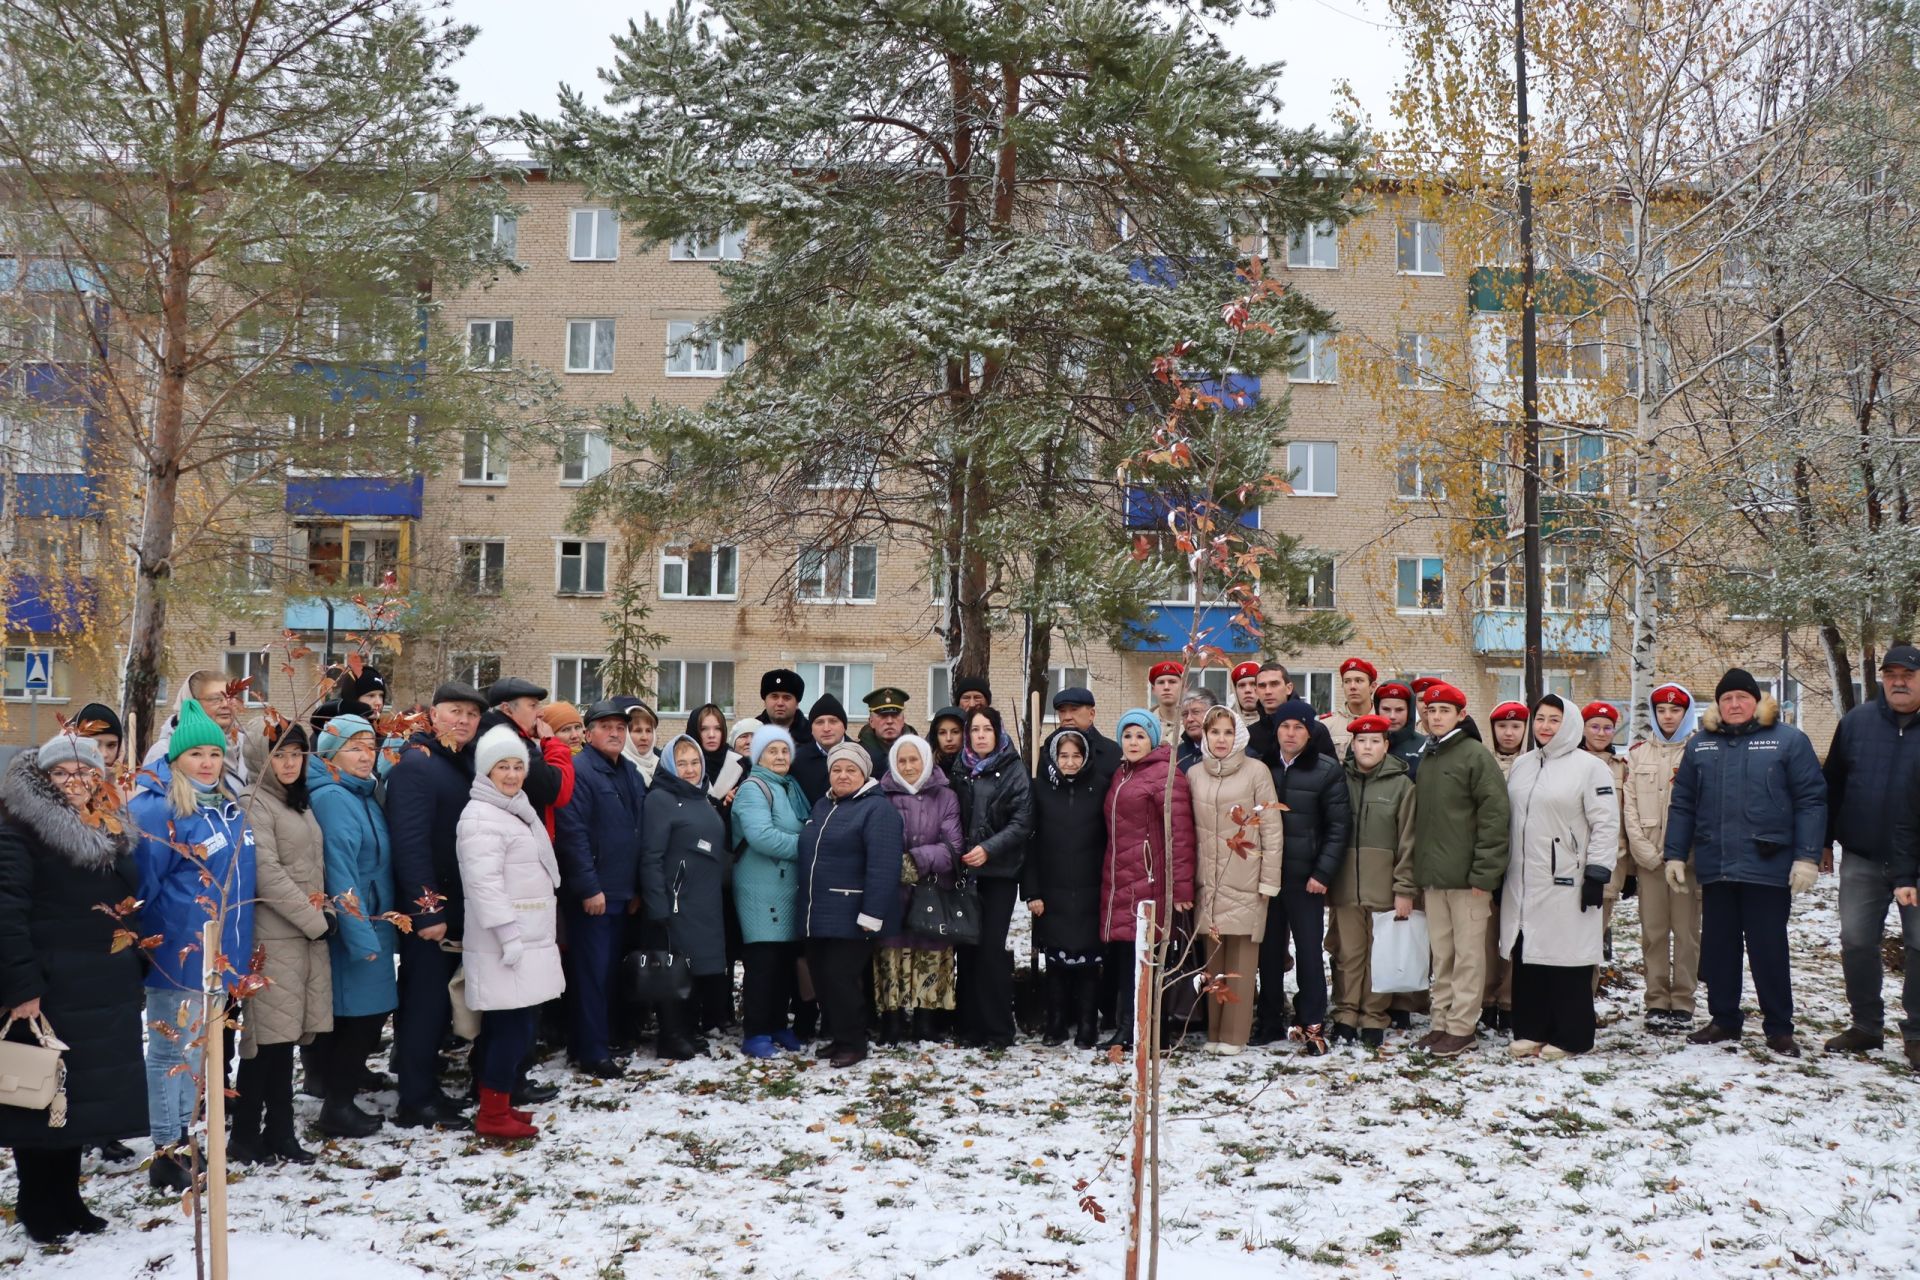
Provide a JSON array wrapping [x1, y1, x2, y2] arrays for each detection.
[[306, 714, 397, 1138], [731, 724, 813, 1056]]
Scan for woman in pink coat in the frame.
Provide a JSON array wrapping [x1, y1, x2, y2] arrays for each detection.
[[1100, 709, 1196, 1050]]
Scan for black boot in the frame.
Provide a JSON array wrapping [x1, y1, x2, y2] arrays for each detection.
[[148, 1148, 193, 1192], [318, 1093, 382, 1139], [1041, 966, 1071, 1046], [791, 998, 819, 1042], [1072, 970, 1102, 1050], [910, 1009, 940, 1043], [226, 1087, 269, 1165], [656, 999, 702, 1062], [877, 1009, 906, 1046]]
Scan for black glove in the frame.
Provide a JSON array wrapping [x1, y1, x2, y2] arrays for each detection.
[[323, 913, 341, 940], [1580, 875, 1607, 911]]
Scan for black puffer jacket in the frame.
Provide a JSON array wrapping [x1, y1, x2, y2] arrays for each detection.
[[1248, 710, 1336, 768], [1021, 732, 1108, 954], [1824, 697, 1920, 862], [0, 751, 147, 1148], [1270, 739, 1354, 888], [639, 738, 731, 977], [951, 734, 1036, 881]]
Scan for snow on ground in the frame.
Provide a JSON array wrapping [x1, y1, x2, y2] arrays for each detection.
[[7, 881, 1920, 1278]]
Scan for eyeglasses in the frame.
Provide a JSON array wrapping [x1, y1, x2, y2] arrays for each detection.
[[46, 766, 98, 786]]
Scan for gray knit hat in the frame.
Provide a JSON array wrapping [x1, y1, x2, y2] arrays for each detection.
[[825, 740, 873, 779], [38, 733, 105, 773]]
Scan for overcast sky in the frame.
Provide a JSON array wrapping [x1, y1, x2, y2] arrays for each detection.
[[446, 0, 1407, 136]]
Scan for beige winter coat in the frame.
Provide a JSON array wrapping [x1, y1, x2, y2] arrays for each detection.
[[237, 743, 333, 1051], [1499, 707, 1622, 967], [1624, 735, 1690, 872], [1187, 719, 1284, 942]]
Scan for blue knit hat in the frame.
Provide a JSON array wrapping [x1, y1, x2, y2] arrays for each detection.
[[1115, 708, 1162, 749], [748, 722, 794, 766], [317, 713, 376, 759]]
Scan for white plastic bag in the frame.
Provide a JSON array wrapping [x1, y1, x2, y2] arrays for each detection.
[[1369, 909, 1430, 994]]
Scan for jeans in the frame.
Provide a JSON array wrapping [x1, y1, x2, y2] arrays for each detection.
[[1700, 880, 1794, 1038], [478, 1008, 536, 1093], [1838, 852, 1920, 1041], [144, 988, 203, 1147]]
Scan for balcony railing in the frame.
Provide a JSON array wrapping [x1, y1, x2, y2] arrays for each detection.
[[1471, 608, 1611, 656]]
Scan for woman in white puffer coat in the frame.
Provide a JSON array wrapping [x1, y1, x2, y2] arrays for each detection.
[[456, 725, 564, 1140], [1500, 695, 1621, 1060]]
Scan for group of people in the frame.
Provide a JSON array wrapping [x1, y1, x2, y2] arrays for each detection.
[[3, 643, 1916, 1245]]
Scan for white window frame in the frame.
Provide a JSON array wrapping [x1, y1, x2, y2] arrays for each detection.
[[1396, 332, 1443, 390], [556, 539, 608, 597], [1289, 331, 1338, 383], [560, 429, 611, 486], [805, 458, 879, 490], [223, 650, 272, 707], [1042, 666, 1091, 722], [491, 213, 519, 261], [451, 653, 502, 689], [1286, 441, 1337, 496], [798, 661, 875, 709], [670, 227, 747, 261], [5, 409, 86, 474], [460, 428, 508, 485], [660, 542, 739, 600], [1397, 218, 1445, 275], [551, 655, 606, 706], [1298, 670, 1337, 715], [458, 538, 507, 596], [654, 659, 737, 717], [565, 318, 616, 374], [1291, 553, 1335, 610], [796, 545, 878, 604], [929, 665, 951, 712], [1394, 453, 1445, 500], [241, 536, 275, 594], [467, 318, 513, 367], [2, 646, 65, 702], [1286, 220, 1338, 269], [569, 208, 618, 262], [1395, 555, 1447, 615], [665, 321, 745, 377]]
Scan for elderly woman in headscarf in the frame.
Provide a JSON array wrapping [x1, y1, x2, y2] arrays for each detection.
[[731, 723, 812, 1057], [640, 732, 731, 1061], [1024, 727, 1109, 1048], [875, 734, 963, 1044]]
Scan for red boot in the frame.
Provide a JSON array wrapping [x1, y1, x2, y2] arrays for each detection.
[[474, 1086, 538, 1141]]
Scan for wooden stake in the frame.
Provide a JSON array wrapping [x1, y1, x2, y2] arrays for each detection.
[[201, 919, 229, 1280], [1124, 900, 1155, 1280]]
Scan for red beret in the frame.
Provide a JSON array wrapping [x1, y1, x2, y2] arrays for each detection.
[[1149, 661, 1185, 681], [1422, 682, 1467, 709], [1489, 701, 1529, 723], [1410, 677, 1440, 695], [1346, 714, 1391, 737], [1375, 682, 1413, 705], [1339, 657, 1378, 681], [1582, 701, 1620, 724], [1650, 684, 1690, 708], [1230, 661, 1262, 684]]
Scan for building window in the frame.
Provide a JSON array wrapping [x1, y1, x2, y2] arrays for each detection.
[[459, 539, 506, 595], [1289, 331, 1338, 383], [565, 319, 616, 373], [345, 531, 401, 590], [798, 662, 874, 709], [557, 539, 607, 596], [1507, 317, 1602, 383], [491, 214, 518, 261], [1043, 667, 1092, 721], [804, 458, 879, 490], [467, 318, 513, 366], [1287, 220, 1338, 269], [670, 227, 747, 261], [1397, 218, 1444, 275], [2, 647, 66, 701], [1298, 670, 1336, 714], [569, 208, 618, 261], [665, 321, 745, 376], [7, 296, 90, 363], [4, 410, 86, 473], [660, 543, 738, 600], [1395, 556, 1446, 613], [1541, 429, 1608, 495], [560, 430, 611, 485], [1393, 452, 1445, 500], [552, 656, 606, 705], [1483, 550, 1588, 612], [451, 653, 502, 689], [461, 429, 508, 484], [655, 659, 736, 716], [1496, 669, 1576, 704], [1286, 441, 1337, 496], [796, 545, 878, 603], [238, 536, 275, 593], [1290, 553, 1335, 610], [928, 665, 951, 711], [229, 431, 276, 484], [224, 650, 272, 706], [1395, 332, 1442, 390]]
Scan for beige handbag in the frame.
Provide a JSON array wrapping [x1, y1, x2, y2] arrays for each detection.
[[0, 1013, 69, 1127], [443, 943, 482, 1040]]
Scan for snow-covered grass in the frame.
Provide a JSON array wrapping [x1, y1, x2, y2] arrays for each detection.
[[8, 881, 1920, 1278]]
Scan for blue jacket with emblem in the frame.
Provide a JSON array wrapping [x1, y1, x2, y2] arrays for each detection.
[[1663, 696, 1827, 887], [129, 759, 256, 993], [798, 779, 905, 940], [555, 744, 645, 905]]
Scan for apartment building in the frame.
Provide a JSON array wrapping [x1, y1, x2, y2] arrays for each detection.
[[1, 170, 1837, 747]]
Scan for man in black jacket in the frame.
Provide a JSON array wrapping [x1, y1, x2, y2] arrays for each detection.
[[1251, 698, 1353, 1052], [387, 680, 485, 1126], [1247, 661, 1336, 766], [481, 676, 572, 824], [1829, 646, 1920, 1067], [791, 694, 849, 804]]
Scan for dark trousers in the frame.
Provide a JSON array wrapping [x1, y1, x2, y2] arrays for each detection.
[[327, 1013, 386, 1103], [233, 1042, 296, 1139], [1106, 940, 1140, 1040], [1701, 880, 1794, 1037], [563, 904, 622, 1065], [696, 972, 735, 1032], [1510, 934, 1597, 1054], [1838, 852, 1920, 1041], [478, 1007, 537, 1093], [956, 877, 1018, 1043], [1255, 894, 1295, 1029], [10, 1146, 82, 1228], [807, 937, 874, 1052], [395, 932, 458, 1109], [1279, 886, 1329, 1027], [742, 941, 800, 1038]]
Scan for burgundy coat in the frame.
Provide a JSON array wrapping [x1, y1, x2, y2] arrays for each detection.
[[1101, 744, 1197, 943], [879, 765, 964, 950]]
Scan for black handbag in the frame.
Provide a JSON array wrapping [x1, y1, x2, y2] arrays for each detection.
[[906, 872, 983, 946], [620, 949, 693, 1005]]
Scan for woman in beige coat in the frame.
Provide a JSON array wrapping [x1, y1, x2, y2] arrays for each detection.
[[233, 724, 333, 1164], [1187, 707, 1284, 1054]]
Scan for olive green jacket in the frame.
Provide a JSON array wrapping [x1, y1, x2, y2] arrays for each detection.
[[1332, 753, 1417, 911], [1410, 729, 1511, 893]]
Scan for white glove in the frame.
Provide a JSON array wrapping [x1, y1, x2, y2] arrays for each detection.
[[1789, 860, 1818, 896], [1664, 861, 1688, 894], [494, 923, 525, 968]]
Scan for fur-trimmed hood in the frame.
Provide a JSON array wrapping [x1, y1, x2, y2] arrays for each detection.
[[0, 749, 133, 872], [1699, 694, 1780, 734]]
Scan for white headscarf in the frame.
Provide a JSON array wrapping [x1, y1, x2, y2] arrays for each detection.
[[887, 733, 935, 795]]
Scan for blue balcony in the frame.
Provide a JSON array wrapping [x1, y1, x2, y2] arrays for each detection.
[[7, 574, 94, 634], [283, 597, 400, 634], [1472, 609, 1611, 656], [1124, 604, 1259, 654], [285, 475, 423, 520], [9, 473, 96, 518]]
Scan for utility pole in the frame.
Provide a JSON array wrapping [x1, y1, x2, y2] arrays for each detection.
[[1516, 0, 1544, 704]]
